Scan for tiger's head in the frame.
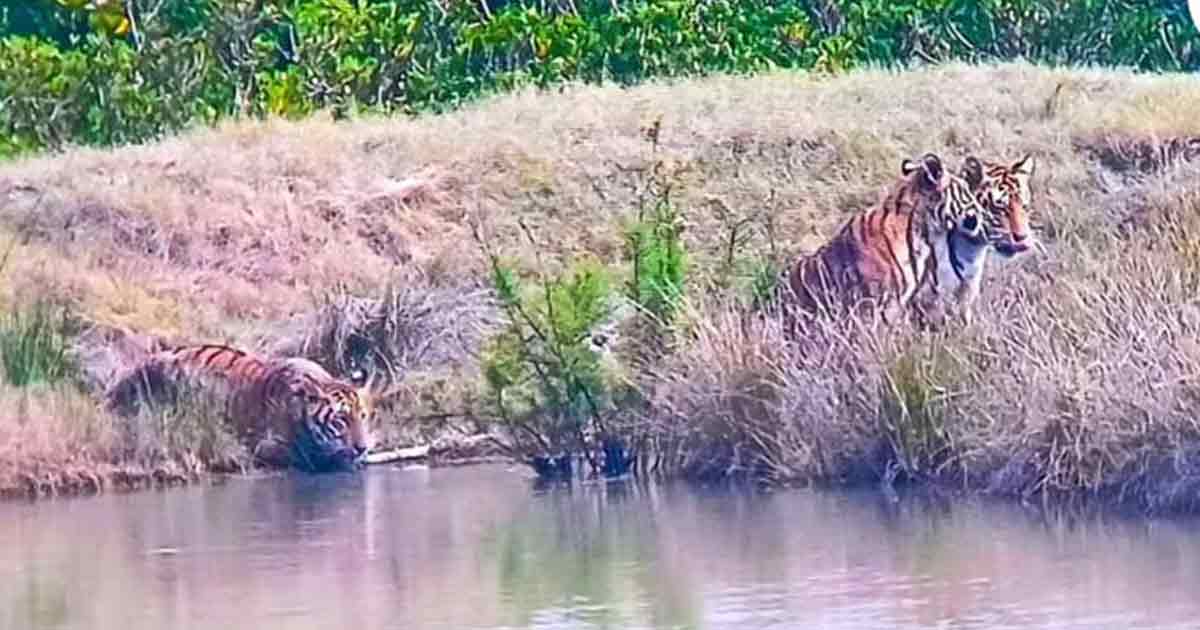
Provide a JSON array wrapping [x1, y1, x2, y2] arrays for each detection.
[[900, 152, 987, 242], [945, 165, 989, 249], [293, 371, 376, 472], [960, 154, 1036, 258]]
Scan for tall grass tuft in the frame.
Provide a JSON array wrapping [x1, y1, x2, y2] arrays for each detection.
[[877, 342, 961, 484], [0, 301, 74, 387], [114, 383, 249, 475]]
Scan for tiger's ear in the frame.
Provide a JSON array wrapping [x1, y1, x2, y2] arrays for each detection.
[[1011, 153, 1035, 177], [902, 153, 945, 186], [902, 153, 943, 190], [352, 369, 379, 409], [960, 156, 985, 190]]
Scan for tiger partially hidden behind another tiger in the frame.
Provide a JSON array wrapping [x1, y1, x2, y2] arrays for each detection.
[[772, 150, 1038, 334], [105, 344, 377, 473], [776, 151, 988, 331], [910, 153, 1038, 328]]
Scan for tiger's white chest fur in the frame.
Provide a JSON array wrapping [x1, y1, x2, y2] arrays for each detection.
[[914, 227, 992, 326], [940, 229, 990, 291]]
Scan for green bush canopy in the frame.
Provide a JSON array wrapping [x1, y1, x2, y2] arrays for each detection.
[[2, 0, 1197, 157]]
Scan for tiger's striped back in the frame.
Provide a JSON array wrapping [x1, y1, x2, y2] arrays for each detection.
[[778, 152, 985, 328], [104, 344, 374, 472]]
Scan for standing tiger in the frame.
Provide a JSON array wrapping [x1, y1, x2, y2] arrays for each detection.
[[104, 344, 376, 473], [776, 152, 987, 330], [910, 154, 1038, 327]]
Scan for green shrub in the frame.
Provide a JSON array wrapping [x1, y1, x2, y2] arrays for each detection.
[[622, 168, 688, 330], [0, 33, 223, 156], [3, 0, 1198, 158], [481, 251, 623, 478], [257, 0, 425, 118]]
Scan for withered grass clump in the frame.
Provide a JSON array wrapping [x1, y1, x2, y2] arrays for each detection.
[[262, 281, 502, 382], [1, 62, 1200, 510], [262, 281, 505, 453], [0, 382, 245, 499]]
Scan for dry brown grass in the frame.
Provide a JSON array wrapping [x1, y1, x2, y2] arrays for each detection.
[[2, 60, 1200, 508], [638, 160, 1200, 513], [0, 383, 243, 498], [0, 61, 1195, 330]]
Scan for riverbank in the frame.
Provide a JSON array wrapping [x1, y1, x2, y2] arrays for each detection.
[[2, 62, 1200, 512], [0, 377, 508, 499]]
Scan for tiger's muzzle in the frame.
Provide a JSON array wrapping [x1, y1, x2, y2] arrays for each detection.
[[994, 232, 1032, 257], [292, 418, 367, 473]]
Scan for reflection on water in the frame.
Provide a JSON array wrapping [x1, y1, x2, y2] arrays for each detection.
[[3, 464, 1200, 630]]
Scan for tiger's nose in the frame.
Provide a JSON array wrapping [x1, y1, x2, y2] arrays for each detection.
[[1009, 231, 1032, 253], [354, 445, 368, 458]]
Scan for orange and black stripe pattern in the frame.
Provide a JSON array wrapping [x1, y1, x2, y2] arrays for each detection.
[[778, 152, 985, 326], [104, 344, 374, 472], [907, 154, 1040, 328], [962, 154, 1036, 258]]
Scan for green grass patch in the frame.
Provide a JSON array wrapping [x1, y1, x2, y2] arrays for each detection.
[[0, 301, 75, 387]]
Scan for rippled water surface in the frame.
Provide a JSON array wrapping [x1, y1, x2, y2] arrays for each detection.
[[4, 464, 1200, 630]]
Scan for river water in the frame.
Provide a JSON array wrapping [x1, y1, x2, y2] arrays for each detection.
[[3, 464, 1199, 630]]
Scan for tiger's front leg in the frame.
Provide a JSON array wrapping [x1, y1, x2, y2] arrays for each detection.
[[251, 431, 292, 469], [951, 269, 984, 328]]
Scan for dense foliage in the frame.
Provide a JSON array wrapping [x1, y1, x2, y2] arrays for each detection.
[[1, 0, 1197, 158]]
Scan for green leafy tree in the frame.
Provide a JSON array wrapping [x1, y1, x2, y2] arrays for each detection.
[[3, 0, 1199, 158], [479, 237, 624, 479]]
